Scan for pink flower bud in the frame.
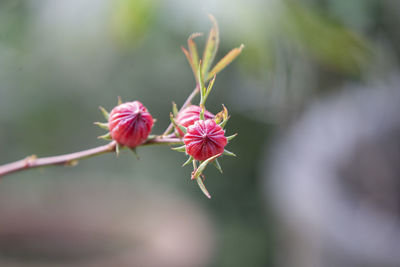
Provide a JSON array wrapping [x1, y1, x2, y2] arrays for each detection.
[[175, 105, 214, 136], [108, 101, 153, 148], [184, 119, 227, 161]]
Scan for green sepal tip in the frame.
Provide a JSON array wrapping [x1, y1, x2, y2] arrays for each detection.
[[170, 113, 187, 134], [196, 176, 211, 199], [99, 106, 109, 120], [213, 158, 223, 173], [130, 148, 140, 160], [98, 132, 112, 140], [191, 153, 222, 180], [94, 122, 109, 130], [172, 102, 179, 117], [226, 133, 238, 141], [182, 156, 193, 167], [223, 149, 236, 157], [171, 145, 186, 152]]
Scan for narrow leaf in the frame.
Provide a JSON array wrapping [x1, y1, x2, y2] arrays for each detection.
[[117, 96, 122, 105], [213, 158, 223, 173], [197, 61, 205, 102], [196, 176, 211, 199], [94, 122, 109, 130], [182, 156, 193, 167], [188, 32, 203, 72], [201, 14, 219, 80], [182, 46, 197, 79], [207, 44, 244, 81], [204, 74, 216, 102], [99, 106, 109, 120]]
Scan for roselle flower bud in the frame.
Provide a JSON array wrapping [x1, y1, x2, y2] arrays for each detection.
[[184, 119, 227, 161], [108, 101, 153, 148], [175, 105, 214, 136]]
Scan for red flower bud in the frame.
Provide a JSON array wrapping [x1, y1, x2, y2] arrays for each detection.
[[184, 119, 227, 161], [108, 101, 153, 148], [175, 105, 214, 136]]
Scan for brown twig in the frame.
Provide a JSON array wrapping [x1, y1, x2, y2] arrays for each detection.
[[0, 137, 182, 177]]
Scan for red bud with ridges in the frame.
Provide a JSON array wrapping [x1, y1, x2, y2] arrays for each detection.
[[184, 119, 227, 161], [175, 105, 214, 136], [108, 101, 153, 148]]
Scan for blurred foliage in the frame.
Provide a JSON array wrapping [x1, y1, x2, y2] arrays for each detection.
[[110, 0, 157, 47], [0, 0, 400, 266]]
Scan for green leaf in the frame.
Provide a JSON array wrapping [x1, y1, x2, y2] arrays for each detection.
[[94, 122, 109, 130], [196, 176, 211, 199], [99, 106, 109, 120], [197, 61, 206, 103], [181, 46, 197, 79], [204, 74, 216, 103], [207, 44, 244, 81], [201, 14, 219, 80], [188, 32, 203, 73]]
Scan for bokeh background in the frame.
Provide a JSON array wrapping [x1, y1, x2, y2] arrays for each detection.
[[1, 0, 400, 266]]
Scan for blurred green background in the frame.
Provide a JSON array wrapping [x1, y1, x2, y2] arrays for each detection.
[[0, 0, 399, 266]]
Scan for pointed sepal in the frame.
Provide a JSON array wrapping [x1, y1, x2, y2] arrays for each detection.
[[170, 113, 187, 134], [223, 149, 236, 157], [98, 132, 112, 140], [182, 156, 193, 167], [196, 176, 211, 199], [94, 122, 109, 130], [226, 133, 238, 141], [171, 145, 186, 152], [207, 44, 244, 81], [130, 148, 140, 160], [99, 106, 109, 120], [191, 153, 222, 180], [172, 102, 179, 117], [213, 158, 223, 173]]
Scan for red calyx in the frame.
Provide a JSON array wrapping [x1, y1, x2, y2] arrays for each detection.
[[175, 105, 214, 136], [184, 119, 227, 161], [108, 101, 153, 148]]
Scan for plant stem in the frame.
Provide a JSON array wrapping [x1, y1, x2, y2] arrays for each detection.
[[0, 137, 182, 177]]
